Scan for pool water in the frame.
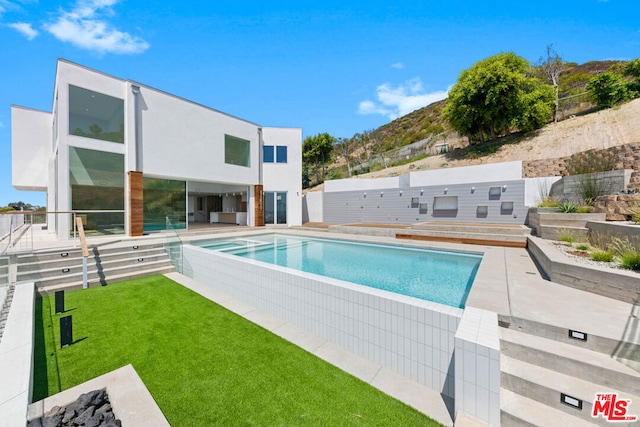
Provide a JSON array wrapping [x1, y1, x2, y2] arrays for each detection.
[[195, 234, 481, 308]]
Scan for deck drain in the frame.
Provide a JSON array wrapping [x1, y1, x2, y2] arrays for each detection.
[[526, 271, 536, 275]]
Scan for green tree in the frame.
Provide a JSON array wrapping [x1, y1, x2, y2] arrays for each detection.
[[444, 52, 554, 143], [624, 58, 640, 95], [303, 132, 335, 185], [586, 72, 631, 108]]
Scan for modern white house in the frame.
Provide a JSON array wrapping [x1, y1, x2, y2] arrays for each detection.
[[11, 59, 302, 238]]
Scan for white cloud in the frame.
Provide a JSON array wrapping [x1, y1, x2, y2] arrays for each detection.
[[44, 0, 149, 54], [391, 62, 404, 69], [358, 78, 449, 119], [7, 22, 38, 39]]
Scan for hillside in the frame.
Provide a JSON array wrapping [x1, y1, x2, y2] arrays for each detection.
[[307, 97, 640, 190], [306, 59, 639, 192]]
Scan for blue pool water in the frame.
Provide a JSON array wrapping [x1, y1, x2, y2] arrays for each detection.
[[195, 234, 482, 308]]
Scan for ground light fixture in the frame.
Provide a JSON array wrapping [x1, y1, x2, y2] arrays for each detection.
[[569, 329, 588, 341], [561, 393, 583, 410]]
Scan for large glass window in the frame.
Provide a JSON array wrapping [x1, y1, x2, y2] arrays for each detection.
[[143, 178, 186, 232], [69, 85, 124, 143], [225, 134, 250, 167], [276, 146, 288, 163], [263, 145, 274, 163], [69, 147, 124, 235]]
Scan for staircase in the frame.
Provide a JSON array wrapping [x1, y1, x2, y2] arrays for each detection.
[[527, 208, 607, 241], [15, 242, 175, 294], [398, 222, 532, 248], [500, 321, 640, 426]]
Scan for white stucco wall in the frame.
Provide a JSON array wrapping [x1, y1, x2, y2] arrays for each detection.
[[523, 176, 562, 207], [11, 107, 51, 191], [409, 161, 523, 187], [262, 127, 303, 226], [324, 176, 401, 193], [303, 191, 323, 223], [135, 86, 260, 185]]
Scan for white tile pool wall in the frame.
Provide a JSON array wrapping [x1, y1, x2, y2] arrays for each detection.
[[183, 244, 463, 398]]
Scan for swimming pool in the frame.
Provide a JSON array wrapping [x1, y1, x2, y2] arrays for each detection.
[[194, 234, 481, 308]]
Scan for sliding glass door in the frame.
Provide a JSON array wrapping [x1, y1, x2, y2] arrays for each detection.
[[264, 191, 287, 225]]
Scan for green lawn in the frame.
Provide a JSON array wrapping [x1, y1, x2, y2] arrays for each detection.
[[34, 275, 443, 426]]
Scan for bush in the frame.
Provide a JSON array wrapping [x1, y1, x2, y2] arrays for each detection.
[[591, 249, 614, 262], [576, 206, 593, 213], [558, 230, 576, 244], [576, 244, 590, 251], [620, 250, 640, 271], [630, 206, 640, 224], [558, 200, 578, 213]]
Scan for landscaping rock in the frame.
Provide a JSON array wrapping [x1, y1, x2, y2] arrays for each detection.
[[29, 388, 121, 427]]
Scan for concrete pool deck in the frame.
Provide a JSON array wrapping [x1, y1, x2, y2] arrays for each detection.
[[2, 226, 638, 426]]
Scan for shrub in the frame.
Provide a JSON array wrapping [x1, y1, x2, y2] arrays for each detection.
[[591, 249, 614, 262], [566, 150, 617, 175], [558, 230, 576, 244], [576, 243, 590, 251], [538, 197, 560, 208], [576, 206, 592, 213], [558, 200, 578, 213], [620, 250, 640, 271], [630, 206, 640, 224]]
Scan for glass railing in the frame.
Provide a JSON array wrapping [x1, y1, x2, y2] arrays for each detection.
[[165, 216, 184, 274], [0, 212, 48, 255]]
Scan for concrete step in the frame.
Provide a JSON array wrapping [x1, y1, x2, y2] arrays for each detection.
[[411, 222, 532, 236], [538, 225, 588, 241], [15, 243, 166, 264], [30, 258, 174, 288], [36, 265, 176, 295], [502, 355, 640, 427], [396, 229, 528, 248], [501, 389, 599, 427], [17, 249, 170, 280], [17, 247, 168, 273], [506, 317, 640, 359], [500, 328, 640, 396]]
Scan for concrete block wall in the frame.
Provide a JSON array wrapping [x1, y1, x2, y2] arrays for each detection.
[[522, 142, 640, 182], [454, 307, 500, 426], [183, 245, 463, 398]]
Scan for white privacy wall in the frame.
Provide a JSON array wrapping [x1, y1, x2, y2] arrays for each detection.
[[182, 244, 462, 398], [302, 192, 324, 223]]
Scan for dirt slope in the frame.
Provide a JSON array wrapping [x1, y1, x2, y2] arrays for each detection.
[[305, 99, 640, 193]]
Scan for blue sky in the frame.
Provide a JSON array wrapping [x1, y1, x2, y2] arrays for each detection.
[[1, 0, 638, 207]]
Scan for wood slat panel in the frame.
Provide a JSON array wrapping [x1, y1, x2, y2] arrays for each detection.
[[128, 171, 143, 236], [254, 185, 264, 226]]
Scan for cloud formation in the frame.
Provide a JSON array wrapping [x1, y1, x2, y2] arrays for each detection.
[[8, 22, 38, 39], [358, 78, 449, 119], [391, 62, 404, 69], [44, 0, 149, 54]]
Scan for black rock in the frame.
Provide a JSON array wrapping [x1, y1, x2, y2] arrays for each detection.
[[73, 405, 95, 425], [83, 413, 103, 427], [101, 420, 121, 427], [61, 407, 77, 424], [76, 390, 101, 408], [42, 413, 63, 427], [27, 418, 43, 427], [94, 402, 113, 419]]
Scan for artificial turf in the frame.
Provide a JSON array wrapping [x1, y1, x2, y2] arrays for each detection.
[[33, 275, 443, 426]]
